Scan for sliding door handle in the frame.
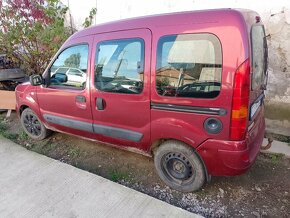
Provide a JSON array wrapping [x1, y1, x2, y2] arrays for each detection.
[[96, 97, 105, 110]]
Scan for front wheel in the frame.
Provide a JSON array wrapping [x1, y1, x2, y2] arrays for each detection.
[[154, 140, 206, 192], [20, 108, 51, 140]]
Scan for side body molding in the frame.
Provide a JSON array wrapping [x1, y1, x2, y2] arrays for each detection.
[[43, 114, 143, 142]]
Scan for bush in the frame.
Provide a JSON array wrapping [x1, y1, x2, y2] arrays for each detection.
[[0, 0, 71, 75]]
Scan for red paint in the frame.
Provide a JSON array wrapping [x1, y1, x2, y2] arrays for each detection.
[[16, 9, 266, 177]]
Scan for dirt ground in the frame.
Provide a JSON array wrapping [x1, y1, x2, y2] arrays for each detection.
[[0, 112, 290, 217]]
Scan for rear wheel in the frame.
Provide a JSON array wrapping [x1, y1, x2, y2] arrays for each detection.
[[154, 140, 205, 192], [20, 108, 51, 140]]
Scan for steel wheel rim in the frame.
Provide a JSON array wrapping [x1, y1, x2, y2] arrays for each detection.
[[23, 113, 41, 136], [161, 152, 195, 185]]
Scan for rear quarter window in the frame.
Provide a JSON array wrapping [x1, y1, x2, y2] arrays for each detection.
[[156, 33, 222, 99], [251, 25, 267, 90]]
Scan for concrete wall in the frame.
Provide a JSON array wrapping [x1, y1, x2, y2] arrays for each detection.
[[65, 0, 290, 135]]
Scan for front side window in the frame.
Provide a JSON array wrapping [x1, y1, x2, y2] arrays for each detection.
[[49, 44, 88, 89], [95, 38, 144, 94], [156, 34, 222, 98], [251, 25, 267, 90]]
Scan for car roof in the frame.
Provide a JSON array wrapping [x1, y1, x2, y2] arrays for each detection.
[[71, 8, 258, 39]]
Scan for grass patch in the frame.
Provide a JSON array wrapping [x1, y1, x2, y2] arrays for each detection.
[[2, 132, 18, 140], [29, 140, 58, 154], [109, 169, 130, 182], [270, 153, 284, 164], [18, 131, 29, 141], [40, 142, 57, 153], [0, 121, 18, 141], [0, 121, 7, 133], [68, 147, 81, 159]]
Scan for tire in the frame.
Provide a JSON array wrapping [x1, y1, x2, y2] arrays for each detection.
[[20, 108, 52, 140], [154, 140, 205, 192]]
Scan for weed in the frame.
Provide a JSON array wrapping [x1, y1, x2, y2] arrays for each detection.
[[2, 132, 18, 141], [0, 121, 7, 133], [18, 131, 29, 141], [68, 147, 81, 159], [109, 169, 130, 182], [270, 153, 284, 164], [38, 141, 57, 153]]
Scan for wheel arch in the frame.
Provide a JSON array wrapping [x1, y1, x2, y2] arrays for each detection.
[[19, 104, 29, 115]]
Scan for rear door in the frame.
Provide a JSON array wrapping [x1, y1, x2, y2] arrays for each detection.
[[249, 24, 268, 124], [90, 29, 151, 151]]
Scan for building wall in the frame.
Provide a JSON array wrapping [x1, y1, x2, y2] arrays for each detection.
[[66, 0, 290, 135]]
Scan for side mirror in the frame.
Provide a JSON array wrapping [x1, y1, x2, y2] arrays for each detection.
[[29, 74, 43, 86], [52, 73, 68, 83]]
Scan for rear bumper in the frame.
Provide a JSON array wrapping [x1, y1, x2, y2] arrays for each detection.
[[197, 117, 265, 176]]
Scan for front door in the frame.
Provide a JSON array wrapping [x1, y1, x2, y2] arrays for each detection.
[[37, 36, 95, 138], [90, 29, 151, 151]]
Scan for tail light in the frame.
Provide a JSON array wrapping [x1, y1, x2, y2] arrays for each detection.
[[230, 59, 250, 140]]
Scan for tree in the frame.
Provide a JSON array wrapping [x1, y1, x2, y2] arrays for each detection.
[[0, 0, 71, 75], [82, 8, 97, 28], [64, 53, 80, 68]]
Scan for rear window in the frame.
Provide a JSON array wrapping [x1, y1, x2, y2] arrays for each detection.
[[156, 33, 222, 98], [251, 25, 267, 90]]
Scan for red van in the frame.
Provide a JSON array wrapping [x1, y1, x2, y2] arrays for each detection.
[[16, 9, 268, 192]]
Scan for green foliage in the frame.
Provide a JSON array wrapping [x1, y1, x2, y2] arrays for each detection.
[[0, 121, 7, 133], [68, 147, 81, 159], [0, 0, 71, 75], [18, 130, 29, 140], [82, 7, 97, 28], [109, 169, 130, 182], [2, 132, 18, 140], [270, 153, 284, 164], [156, 77, 170, 87], [64, 53, 81, 68], [0, 120, 18, 141]]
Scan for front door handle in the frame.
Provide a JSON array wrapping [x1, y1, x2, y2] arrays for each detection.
[[96, 97, 105, 110], [75, 95, 86, 109], [76, 95, 86, 103]]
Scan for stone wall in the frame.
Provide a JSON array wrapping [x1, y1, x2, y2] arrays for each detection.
[[262, 9, 290, 136]]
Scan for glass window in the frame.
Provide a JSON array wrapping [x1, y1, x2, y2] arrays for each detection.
[[251, 25, 267, 89], [95, 38, 144, 94], [156, 34, 222, 98], [49, 44, 88, 89]]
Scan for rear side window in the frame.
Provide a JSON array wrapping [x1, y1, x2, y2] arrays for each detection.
[[251, 25, 267, 90], [95, 38, 144, 94], [156, 34, 222, 98]]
